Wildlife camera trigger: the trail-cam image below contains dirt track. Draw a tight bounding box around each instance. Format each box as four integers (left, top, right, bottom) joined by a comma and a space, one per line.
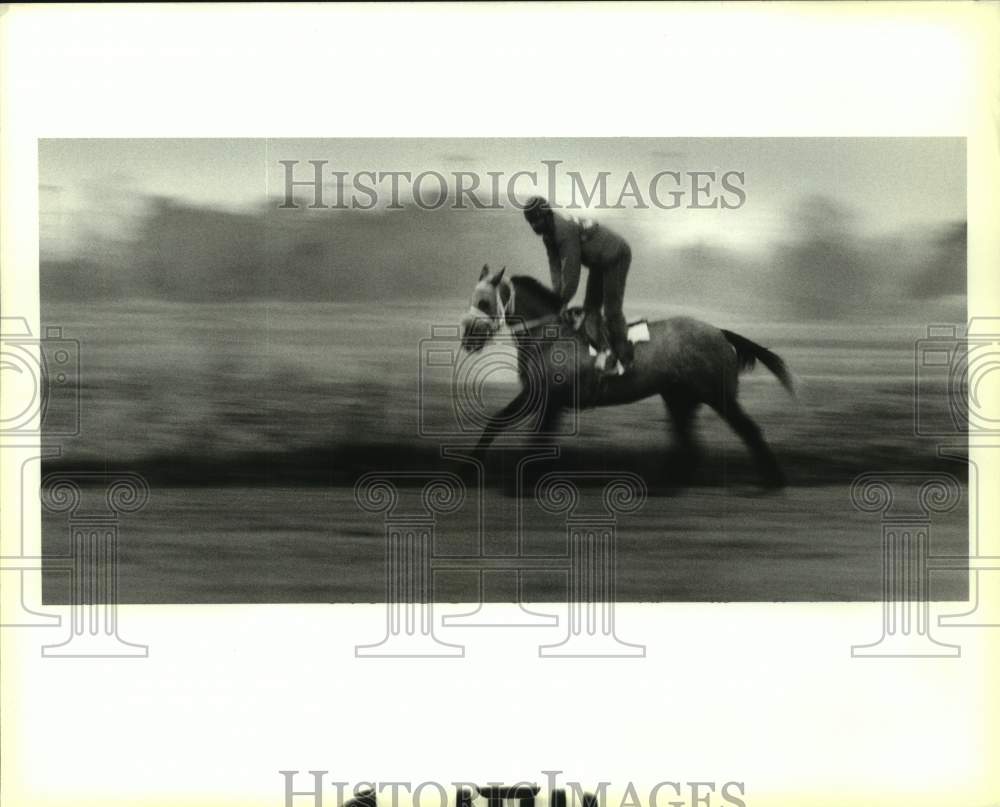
39, 301, 970, 604
42, 482, 967, 604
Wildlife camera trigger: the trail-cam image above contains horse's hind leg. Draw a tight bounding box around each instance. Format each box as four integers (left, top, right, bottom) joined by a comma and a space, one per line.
717, 398, 785, 489
662, 392, 701, 483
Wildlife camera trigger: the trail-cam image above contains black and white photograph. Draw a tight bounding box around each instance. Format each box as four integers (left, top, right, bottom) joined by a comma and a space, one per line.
38, 137, 968, 603
3, 5, 999, 807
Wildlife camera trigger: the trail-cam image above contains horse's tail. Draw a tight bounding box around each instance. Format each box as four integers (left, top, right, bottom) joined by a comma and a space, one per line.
721, 329, 798, 397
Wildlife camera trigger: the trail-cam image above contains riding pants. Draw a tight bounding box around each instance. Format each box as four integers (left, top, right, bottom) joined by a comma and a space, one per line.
582, 243, 633, 367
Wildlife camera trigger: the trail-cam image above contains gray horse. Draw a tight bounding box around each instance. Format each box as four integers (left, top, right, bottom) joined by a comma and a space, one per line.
460, 265, 797, 487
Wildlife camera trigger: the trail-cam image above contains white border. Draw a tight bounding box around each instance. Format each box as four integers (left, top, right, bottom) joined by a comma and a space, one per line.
2, 4, 999, 807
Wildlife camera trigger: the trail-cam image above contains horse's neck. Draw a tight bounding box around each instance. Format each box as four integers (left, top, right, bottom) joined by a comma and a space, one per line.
509, 291, 578, 350
509, 280, 558, 325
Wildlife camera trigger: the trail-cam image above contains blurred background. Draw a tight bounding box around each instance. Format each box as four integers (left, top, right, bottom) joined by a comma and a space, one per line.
38, 138, 968, 602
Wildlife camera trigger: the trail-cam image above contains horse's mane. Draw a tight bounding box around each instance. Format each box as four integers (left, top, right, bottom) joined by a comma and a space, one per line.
511, 275, 561, 311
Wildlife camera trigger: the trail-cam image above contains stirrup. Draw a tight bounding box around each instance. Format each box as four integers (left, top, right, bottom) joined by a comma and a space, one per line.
595, 350, 625, 377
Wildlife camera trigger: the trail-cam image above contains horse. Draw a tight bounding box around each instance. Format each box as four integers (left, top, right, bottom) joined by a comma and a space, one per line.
459, 264, 797, 488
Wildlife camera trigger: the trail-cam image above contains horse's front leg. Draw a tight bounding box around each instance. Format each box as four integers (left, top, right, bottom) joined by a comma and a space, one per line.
473, 389, 531, 457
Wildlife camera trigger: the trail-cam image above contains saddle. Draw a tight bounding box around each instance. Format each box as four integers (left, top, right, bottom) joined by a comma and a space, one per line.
564, 306, 651, 374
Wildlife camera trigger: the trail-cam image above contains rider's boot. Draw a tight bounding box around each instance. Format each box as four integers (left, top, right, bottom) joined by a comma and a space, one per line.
603, 359, 622, 377
601, 338, 634, 377
618, 341, 635, 374
604, 310, 633, 377
597, 350, 628, 377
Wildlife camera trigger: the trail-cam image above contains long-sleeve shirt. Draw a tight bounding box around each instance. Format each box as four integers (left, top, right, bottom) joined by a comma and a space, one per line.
542, 213, 630, 306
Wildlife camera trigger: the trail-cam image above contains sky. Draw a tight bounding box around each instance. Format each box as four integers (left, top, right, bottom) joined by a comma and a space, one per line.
39, 137, 965, 253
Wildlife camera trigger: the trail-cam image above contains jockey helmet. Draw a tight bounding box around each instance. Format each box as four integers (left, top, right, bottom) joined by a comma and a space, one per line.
523, 196, 553, 233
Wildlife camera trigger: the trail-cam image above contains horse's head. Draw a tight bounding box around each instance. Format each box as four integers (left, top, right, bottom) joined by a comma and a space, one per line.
460, 264, 507, 352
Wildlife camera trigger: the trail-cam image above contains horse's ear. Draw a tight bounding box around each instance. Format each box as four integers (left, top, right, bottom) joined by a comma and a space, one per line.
491, 267, 506, 286
479, 264, 490, 281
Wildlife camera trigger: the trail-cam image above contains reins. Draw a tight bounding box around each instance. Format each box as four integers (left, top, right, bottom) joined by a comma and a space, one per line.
497, 279, 561, 335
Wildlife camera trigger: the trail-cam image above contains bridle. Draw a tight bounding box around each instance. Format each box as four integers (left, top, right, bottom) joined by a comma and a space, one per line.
494, 278, 560, 335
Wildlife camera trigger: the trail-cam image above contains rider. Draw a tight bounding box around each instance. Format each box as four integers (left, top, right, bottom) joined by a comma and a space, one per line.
522, 196, 634, 375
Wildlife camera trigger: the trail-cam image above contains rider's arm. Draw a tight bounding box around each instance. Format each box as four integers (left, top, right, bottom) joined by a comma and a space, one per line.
558, 234, 582, 307
545, 237, 563, 298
